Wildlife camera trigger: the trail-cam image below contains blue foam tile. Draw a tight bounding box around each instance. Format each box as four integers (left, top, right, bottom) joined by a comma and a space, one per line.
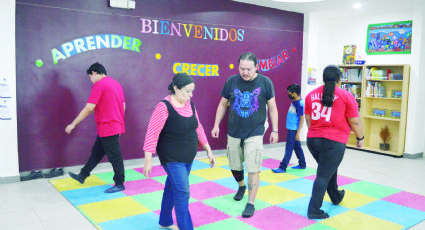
213, 177, 270, 191
276, 178, 314, 195
61, 185, 126, 206
356, 199, 425, 228
191, 160, 211, 171
278, 196, 349, 218
98, 212, 160, 230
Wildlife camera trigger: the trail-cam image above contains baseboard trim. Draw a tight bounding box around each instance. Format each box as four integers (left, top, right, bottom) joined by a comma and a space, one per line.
0, 175, 20, 184
403, 152, 423, 159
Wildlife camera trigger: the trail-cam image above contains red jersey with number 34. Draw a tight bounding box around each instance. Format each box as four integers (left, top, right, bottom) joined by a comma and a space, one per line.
305, 85, 359, 144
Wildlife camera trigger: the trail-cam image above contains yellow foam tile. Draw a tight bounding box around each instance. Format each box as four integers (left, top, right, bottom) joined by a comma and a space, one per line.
78, 197, 150, 223
324, 190, 377, 209
191, 167, 232, 180
259, 170, 299, 184
198, 156, 229, 167
49, 175, 108, 192
256, 184, 306, 205
321, 210, 404, 230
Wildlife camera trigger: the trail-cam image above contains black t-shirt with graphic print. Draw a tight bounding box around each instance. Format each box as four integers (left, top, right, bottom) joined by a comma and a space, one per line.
220, 73, 275, 139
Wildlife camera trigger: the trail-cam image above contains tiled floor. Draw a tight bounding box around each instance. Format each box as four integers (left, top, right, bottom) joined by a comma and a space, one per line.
1, 143, 425, 230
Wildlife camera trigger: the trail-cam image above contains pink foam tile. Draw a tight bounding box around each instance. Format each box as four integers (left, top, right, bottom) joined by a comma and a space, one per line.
262, 158, 282, 169
383, 191, 425, 212
237, 206, 315, 230
134, 165, 167, 177
304, 174, 359, 186
262, 158, 294, 169
154, 202, 231, 227
190, 181, 235, 201
122, 178, 164, 196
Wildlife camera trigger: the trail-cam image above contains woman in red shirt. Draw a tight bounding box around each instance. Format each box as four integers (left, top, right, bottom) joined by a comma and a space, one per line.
304, 65, 364, 219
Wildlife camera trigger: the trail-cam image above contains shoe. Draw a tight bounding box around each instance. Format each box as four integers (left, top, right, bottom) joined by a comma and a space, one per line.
271, 168, 286, 173
234, 185, 246, 201
69, 172, 85, 184
105, 185, 125, 193
333, 190, 345, 205
308, 210, 329, 219
20, 171, 43, 181
242, 203, 255, 218
159, 224, 179, 230
43, 168, 64, 178
291, 165, 306, 169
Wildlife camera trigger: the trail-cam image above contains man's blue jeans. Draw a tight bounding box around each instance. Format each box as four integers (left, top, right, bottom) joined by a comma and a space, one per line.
160, 162, 193, 230
279, 130, 306, 170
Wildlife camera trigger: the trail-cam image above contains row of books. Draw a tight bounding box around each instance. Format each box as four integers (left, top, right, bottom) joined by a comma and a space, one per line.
365, 68, 404, 80
340, 68, 362, 82
365, 81, 386, 97
340, 84, 361, 99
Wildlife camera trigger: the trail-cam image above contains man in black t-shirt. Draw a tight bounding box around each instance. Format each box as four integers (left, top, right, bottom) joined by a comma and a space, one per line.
212, 52, 279, 218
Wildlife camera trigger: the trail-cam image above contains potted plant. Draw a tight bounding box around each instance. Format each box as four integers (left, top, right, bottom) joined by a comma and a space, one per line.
379, 125, 391, 151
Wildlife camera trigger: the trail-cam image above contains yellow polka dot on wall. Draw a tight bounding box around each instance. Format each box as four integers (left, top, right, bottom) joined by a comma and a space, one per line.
156, 53, 161, 60
229, 64, 234, 69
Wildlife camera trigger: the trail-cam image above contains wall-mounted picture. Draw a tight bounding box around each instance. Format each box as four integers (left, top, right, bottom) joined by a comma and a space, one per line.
392, 90, 402, 98
366, 20, 412, 55
390, 110, 401, 118
342, 45, 356, 64
372, 108, 387, 117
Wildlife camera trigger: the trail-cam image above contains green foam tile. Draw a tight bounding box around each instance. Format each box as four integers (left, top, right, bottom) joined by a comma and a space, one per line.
195, 217, 260, 230
95, 169, 145, 184
341, 181, 401, 199
202, 194, 272, 217
286, 167, 317, 177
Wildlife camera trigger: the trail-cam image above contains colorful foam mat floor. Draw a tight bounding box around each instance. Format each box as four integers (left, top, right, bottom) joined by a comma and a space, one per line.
50, 156, 425, 230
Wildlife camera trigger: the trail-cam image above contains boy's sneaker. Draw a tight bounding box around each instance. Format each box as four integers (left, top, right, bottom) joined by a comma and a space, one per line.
271, 168, 286, 173
291, 165, 306, 169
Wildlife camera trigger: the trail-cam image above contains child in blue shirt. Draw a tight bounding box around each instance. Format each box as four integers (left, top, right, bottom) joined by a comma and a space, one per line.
272, 84, 306, 173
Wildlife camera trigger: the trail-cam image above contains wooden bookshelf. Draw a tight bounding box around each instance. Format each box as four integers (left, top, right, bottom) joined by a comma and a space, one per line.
346, 64, 410, 157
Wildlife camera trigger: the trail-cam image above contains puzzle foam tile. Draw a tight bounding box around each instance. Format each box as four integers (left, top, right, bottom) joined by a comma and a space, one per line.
257, 184, 306, 205
50, 175, 107, 192
50, 159, 425, 230
321, 210, 404, 230
78, 197, 151, 223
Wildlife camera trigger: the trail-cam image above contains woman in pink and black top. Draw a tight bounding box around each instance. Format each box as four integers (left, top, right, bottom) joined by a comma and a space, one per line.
143, 73, 215, 230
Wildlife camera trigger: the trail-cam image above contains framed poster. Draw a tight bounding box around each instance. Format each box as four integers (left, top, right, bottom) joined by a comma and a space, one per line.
366, 20, 412, 55
307, 68, 316, 85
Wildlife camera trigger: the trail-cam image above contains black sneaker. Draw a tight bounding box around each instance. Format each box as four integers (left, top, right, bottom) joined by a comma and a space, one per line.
20, 171, 43, 181
69, 172, 85, 184
43, 168, 64, 178
242, 203, 255, 218
234, 185, 246, 201
332, 189, 345, 205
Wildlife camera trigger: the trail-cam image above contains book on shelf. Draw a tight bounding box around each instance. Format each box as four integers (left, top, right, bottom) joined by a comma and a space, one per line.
366, 68, 403, 80
365, 81, 386, 97
341, 84, 361, 98
340, 68, 362, 82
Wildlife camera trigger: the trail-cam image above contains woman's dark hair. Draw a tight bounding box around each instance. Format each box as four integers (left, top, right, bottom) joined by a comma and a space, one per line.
168, 73, 194, 94
321, 65, 342, 107
86, 62, 107, 75
287, 83, 301, 95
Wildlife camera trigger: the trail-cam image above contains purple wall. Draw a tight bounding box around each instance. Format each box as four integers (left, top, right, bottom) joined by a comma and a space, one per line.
16, 0, 304, 171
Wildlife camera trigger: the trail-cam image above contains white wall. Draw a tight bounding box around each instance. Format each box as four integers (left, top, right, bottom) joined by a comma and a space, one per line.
0, 0, 19, 182
303, 3, 425, 156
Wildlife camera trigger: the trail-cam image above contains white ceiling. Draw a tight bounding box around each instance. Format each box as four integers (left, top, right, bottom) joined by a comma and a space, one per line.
233, 0, 422, 18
